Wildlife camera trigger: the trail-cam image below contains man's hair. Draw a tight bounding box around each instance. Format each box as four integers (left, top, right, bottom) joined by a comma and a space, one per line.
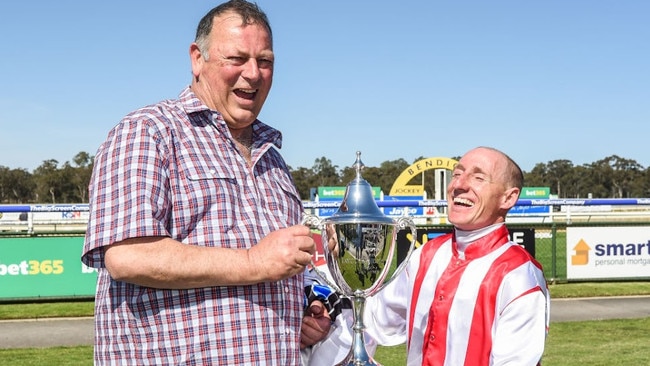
478, 146, 524, 191
195, 0, 272, 59
503, 151, 524, 191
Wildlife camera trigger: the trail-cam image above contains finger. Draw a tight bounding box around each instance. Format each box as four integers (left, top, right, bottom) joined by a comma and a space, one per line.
308, 302, 324, 317
291, 224, 312, 236
302, 317, 325, 336
298, 238, 316, 255
295, 252, 311, 269
309, 304, 323, 317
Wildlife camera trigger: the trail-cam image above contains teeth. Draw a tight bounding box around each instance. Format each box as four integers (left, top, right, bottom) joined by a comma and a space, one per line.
238, 89, 256, 93
454, 197, 474, 207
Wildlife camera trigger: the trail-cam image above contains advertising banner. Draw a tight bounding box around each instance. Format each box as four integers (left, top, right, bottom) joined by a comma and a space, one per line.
396, 227, 536, 265
382, 196, 424, 217
509, 187, 551, 215
316, 186, 382, 217
0, 236, 97, 300
566, 226, 650, 280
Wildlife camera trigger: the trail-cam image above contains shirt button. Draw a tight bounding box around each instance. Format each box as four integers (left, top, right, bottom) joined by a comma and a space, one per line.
284, 286, 289, 293
429, 334, 435, 341
285, 328, 291, 334
209, 169, 216, 176
438, 295, 444, 301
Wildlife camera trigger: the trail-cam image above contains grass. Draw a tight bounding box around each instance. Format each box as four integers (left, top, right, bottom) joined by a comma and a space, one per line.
1, 281, 649, 365
543, 318, 650, 365
2, 281, 649, 321
0, 301, 94, 320
0, 347, 93, 366
374, 318, 650, 366
547, 280, 650, 298
2, 320, 649, 366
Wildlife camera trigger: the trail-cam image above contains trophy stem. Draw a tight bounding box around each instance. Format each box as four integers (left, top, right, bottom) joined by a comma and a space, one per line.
337, 290, 381, 366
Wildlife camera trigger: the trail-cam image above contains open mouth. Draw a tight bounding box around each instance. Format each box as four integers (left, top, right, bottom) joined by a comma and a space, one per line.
453, 197, 474, 207
234, 88, 257, 100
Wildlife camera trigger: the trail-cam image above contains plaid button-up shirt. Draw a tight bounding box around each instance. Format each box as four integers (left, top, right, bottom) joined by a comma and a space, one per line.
82, 87, 304, 365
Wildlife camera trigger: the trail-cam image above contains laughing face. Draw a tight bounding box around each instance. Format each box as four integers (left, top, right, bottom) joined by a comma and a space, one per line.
447, 147, 521, 231
190, 11, 274, 131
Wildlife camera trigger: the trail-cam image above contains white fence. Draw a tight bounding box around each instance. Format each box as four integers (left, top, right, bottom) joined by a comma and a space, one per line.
2, 199, 650, 234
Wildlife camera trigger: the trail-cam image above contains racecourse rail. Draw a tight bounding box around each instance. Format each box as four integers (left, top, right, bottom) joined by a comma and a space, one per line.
1, 200, 649, 301
0, 198, 649, 213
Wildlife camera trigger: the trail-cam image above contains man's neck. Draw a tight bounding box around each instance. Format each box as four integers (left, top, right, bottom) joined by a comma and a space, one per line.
230, 126, 254, 165
455, 223, 504, 259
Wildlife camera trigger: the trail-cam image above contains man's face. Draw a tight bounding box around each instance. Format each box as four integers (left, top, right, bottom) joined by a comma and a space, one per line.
446, 148, 512, 231
191, 12, 274, 130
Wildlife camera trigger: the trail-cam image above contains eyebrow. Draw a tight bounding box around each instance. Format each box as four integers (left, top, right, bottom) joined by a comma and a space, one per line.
453, 164, 488, 175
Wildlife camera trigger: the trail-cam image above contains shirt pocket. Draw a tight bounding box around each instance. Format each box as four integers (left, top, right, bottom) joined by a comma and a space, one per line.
260, 167, 303, 226
178, 159, 239, 237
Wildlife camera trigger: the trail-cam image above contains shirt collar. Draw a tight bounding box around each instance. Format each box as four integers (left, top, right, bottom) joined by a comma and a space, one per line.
178, 86, 283, 148
454, 223, 508, 260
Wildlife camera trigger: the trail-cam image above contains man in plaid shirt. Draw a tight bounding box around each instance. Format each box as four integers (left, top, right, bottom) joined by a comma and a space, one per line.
82, 1, 331, 364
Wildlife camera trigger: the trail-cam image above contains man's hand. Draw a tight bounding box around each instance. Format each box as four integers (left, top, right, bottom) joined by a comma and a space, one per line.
248, 225, 315, 282
300, 300, 332, 349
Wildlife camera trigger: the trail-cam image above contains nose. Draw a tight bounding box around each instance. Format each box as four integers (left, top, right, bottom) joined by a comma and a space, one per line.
241, 59, 261, 81
449, 173, 470, 195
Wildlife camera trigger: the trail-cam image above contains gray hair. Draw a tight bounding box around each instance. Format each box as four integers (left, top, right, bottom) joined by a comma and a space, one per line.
195, 0, 272, 60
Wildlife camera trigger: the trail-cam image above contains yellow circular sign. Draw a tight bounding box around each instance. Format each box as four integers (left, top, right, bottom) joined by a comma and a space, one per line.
389, 157, 458, 196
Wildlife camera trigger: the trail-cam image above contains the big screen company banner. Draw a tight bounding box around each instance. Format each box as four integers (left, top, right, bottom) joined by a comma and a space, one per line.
567, 226, 650, 280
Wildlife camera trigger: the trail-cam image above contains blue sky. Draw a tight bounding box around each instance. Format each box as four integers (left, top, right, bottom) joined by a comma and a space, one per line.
1, 1, 648, 173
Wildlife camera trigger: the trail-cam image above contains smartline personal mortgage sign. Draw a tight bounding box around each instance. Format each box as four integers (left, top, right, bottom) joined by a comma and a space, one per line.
566, 226, 650, 280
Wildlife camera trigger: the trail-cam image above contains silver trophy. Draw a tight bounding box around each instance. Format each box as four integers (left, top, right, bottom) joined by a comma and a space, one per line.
303, 152, 416, 366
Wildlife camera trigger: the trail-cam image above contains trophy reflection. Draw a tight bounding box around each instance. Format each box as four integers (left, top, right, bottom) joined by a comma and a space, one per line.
303, 151, 416, 366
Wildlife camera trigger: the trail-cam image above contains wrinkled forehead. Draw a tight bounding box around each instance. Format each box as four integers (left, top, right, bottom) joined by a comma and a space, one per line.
213, 11, 271, 38
458, 149, 504, 172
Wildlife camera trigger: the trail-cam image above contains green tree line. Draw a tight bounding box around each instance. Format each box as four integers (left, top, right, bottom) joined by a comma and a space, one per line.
1, 153, 649, 204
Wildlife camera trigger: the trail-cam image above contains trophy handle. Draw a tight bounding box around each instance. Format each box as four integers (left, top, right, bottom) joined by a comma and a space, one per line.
379, 216, 417, 289
301, 214, 343, 293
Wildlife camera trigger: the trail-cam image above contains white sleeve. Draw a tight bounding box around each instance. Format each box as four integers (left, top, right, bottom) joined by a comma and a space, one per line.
491, 290, 549, 365
362, 265, 411, 346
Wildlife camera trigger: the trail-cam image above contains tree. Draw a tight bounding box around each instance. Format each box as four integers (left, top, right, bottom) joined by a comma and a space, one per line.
312, 157, 340, 187
0, 166, 35, 203
33, 159, 63, 203
290, 166, 316, 200
563, 165, 591, 198
591, 155, 645, 198
3, 152, 650, 204
523, 163, 549, 188
70, 152, 94, 202
545, 160, 574, 198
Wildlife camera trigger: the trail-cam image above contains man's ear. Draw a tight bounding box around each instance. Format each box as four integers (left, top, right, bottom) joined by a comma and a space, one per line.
501, 187, 520, 210
189, 43, 204, 81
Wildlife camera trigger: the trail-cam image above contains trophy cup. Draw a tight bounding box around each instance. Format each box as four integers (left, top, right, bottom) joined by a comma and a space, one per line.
303, 151, 416, 366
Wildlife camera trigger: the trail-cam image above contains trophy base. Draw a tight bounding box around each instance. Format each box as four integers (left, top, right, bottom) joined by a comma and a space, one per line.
336, 340, 382, 366
336, 348, 383, 366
